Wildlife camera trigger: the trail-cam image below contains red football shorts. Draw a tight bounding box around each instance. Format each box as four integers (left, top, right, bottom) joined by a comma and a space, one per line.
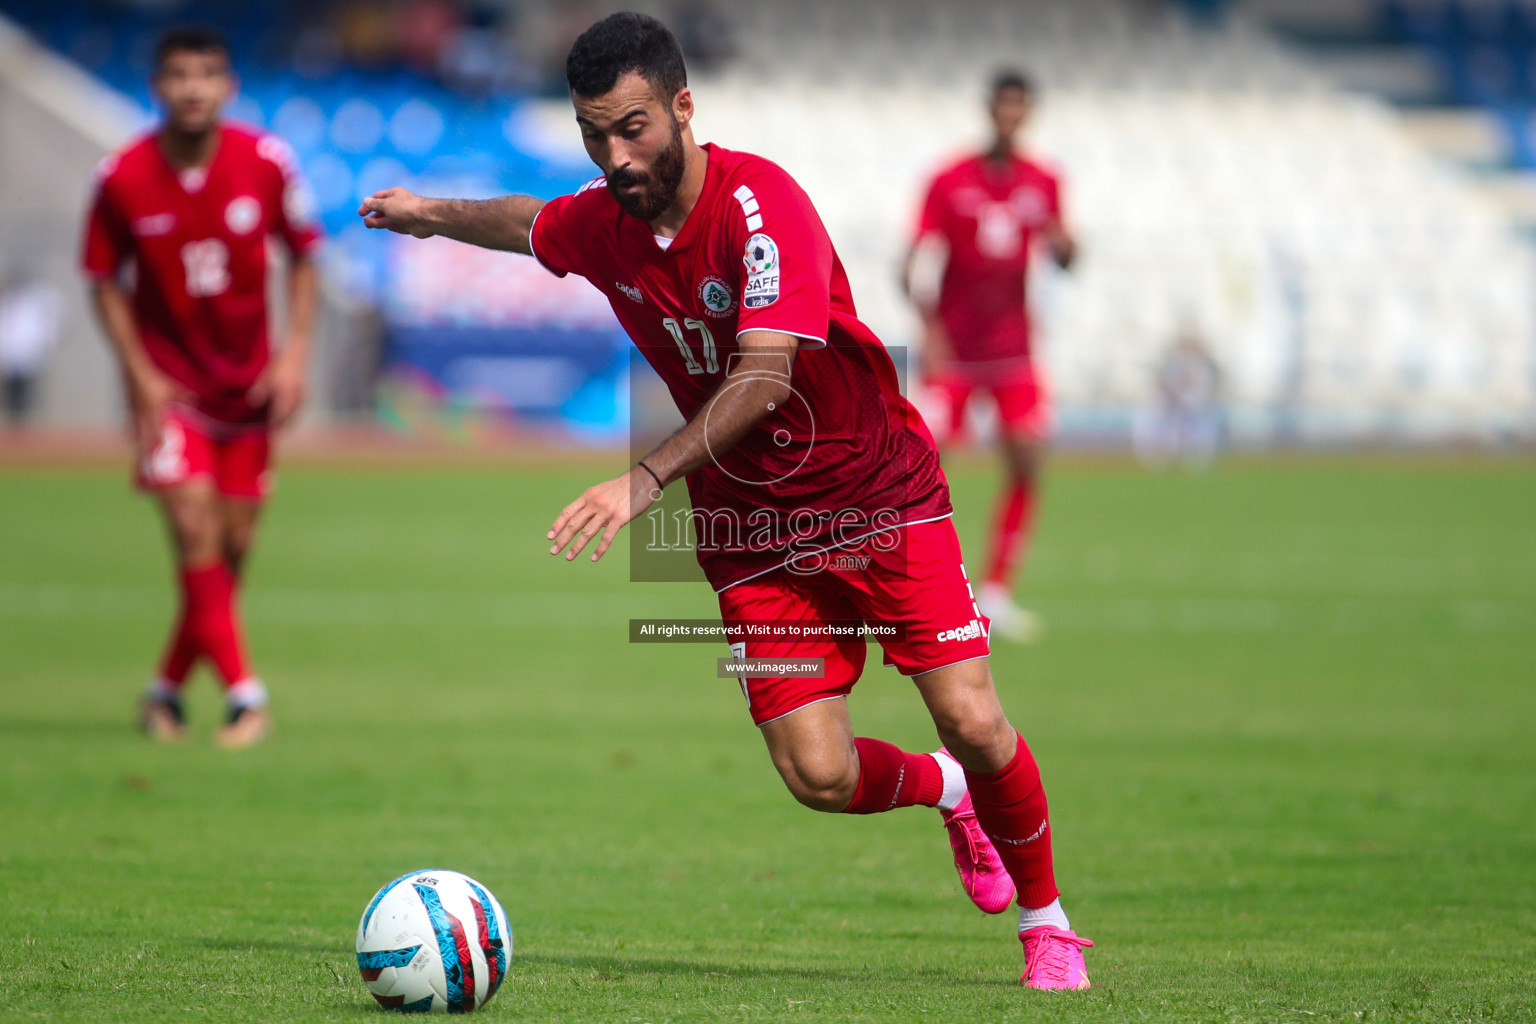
922, 363, 1051, 444
135, 405, 272, 500
716, 518, 992, 727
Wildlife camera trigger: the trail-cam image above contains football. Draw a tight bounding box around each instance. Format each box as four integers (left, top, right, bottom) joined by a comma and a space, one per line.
355, 869, 512, 1013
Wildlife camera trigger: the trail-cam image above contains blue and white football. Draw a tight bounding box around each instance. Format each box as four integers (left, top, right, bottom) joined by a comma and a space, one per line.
355, 870, 512, 1013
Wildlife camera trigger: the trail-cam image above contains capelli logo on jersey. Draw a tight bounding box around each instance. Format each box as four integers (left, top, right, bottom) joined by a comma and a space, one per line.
936, 618, 984, 643
1011, 187, 1048, 223
131, 213, 176, 237
615, 282, 644, 304
951, 187, 987, 216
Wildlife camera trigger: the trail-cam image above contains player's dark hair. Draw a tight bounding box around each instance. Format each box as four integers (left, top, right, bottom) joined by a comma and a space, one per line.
154, 26, 230, 71
991, 69, 1035, 98
566, 12, 687, 101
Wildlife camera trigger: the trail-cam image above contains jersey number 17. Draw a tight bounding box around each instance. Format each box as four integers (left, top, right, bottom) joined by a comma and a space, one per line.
662, 316, 718, 375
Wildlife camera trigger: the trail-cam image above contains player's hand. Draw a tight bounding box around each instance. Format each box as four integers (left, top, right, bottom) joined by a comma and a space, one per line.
125, 364, 190, 457
248, 347, 308, 428
358, 188, 436, 238
1041, 222, 1077, 270
547, 470, 659, 563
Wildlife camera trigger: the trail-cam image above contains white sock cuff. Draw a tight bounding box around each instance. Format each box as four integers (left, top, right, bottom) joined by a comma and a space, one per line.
980, 581, 1011, 606
226, 677, 268, 710
1018, 897, 1071, 933
930, 749, 968, 812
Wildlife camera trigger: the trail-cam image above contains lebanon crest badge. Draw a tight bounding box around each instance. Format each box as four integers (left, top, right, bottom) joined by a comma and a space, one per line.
225, 196, 262, 235
698, 274, 734, 318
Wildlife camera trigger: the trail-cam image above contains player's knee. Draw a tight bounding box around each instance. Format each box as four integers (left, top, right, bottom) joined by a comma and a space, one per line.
223, 531, 254, 570
1005, 443, 1039, 483
781, 761, 858, 813
169, 513, 221, 563
934, 708, 1014, 772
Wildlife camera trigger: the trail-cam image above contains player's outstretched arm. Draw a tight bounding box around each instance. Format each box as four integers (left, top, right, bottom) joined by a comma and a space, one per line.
546, 331, 799, 564
358, 188, 545, 255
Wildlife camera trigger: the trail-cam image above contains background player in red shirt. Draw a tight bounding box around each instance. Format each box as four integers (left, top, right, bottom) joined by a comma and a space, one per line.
902, 71, 1076, 642
360, 14, 1092, 988
82, 27, 321, 747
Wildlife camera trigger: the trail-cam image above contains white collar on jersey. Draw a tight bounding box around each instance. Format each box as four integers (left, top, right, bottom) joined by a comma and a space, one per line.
179, 167, 209, 193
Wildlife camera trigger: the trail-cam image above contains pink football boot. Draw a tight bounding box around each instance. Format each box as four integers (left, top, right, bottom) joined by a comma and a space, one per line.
1019, 925, 1093, 989
939, 790, 1016, 914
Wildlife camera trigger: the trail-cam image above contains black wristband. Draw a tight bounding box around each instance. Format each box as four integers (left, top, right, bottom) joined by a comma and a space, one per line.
636, 460, 664, 491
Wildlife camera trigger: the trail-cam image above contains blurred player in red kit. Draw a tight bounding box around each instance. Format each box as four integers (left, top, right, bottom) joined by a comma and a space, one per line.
360, 15, 1091, 987
81, 27, 321, 747
903, 71, 1076, 642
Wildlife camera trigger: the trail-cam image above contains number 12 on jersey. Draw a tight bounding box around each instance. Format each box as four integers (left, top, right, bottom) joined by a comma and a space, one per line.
663, 317, 719, 375
181, 239, 230, 298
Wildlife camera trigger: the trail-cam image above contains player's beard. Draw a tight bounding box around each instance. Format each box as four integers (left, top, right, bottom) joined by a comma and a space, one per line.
167, 118, 218, 142
165, 100, 221, 141
607, 116, 686, 222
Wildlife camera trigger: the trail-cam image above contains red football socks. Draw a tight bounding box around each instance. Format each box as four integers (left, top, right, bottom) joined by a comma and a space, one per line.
842, 737, 944, 814
964, 731, 1059, 908
160, 561, 253, 689
156, 611, 200, 688
985, 480, 1035, 587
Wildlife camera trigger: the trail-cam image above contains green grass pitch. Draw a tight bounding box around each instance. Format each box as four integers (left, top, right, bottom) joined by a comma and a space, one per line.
1, 455, 1533, 1022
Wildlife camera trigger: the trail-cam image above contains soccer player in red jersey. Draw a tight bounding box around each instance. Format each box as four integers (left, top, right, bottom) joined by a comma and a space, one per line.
902, 71, 1077, 642
82, 27, 322, 747
361, 14, 1091, 988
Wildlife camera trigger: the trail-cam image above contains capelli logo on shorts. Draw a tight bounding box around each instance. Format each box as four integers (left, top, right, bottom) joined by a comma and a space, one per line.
936, 619, 984, 643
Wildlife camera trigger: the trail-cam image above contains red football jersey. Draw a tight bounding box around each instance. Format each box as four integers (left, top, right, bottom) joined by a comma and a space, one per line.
914, 152, 1063, 371
532, 143, 952, 591
82, 122, 322, 424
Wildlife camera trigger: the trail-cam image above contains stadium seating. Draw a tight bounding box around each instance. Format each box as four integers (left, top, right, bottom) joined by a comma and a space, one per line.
3, 0, 1531, 441
0, 0, 595, 295
688, 0, 1536, 441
